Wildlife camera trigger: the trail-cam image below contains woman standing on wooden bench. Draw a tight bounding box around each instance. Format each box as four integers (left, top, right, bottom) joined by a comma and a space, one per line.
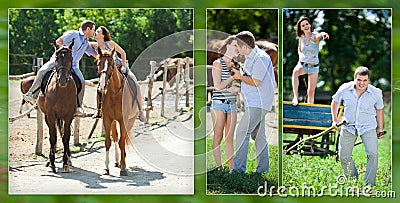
291, 16, 329, 106
210, 35, 240, 171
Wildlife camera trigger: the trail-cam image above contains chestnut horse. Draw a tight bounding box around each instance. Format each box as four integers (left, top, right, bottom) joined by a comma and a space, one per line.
97, 47, 138, 176
37, 41, 76, 173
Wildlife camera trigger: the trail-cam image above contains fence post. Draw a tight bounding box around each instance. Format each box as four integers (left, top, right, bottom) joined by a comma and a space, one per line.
161, 60, 168, 117
185, 57, 190, 107
35, 58, 43, 155
74, 117, 80, 145
175, 60, 181, 111
146, 61, 157, 124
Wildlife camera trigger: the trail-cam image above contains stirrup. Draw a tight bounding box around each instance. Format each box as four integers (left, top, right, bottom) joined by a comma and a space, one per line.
92, 110, 102, 119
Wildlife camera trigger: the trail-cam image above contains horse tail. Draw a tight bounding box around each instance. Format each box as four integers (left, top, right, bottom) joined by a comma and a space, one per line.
125, 130, 133, 147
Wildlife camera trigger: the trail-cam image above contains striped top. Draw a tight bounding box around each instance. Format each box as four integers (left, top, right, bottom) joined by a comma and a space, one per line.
212, 57, 237, 102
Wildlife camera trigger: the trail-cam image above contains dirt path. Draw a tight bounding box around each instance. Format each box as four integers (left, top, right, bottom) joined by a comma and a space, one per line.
8, 80, 194, 194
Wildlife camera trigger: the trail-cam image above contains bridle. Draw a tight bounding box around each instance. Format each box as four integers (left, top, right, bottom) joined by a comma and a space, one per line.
97, 54, 125, 94
55, 47, 73, 86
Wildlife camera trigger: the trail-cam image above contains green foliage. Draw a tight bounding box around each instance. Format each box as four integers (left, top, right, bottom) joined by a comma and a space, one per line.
9, 9, 193, 79
207, 169, 273, 194
283, 9, 391, 101
207, 9, 278, 42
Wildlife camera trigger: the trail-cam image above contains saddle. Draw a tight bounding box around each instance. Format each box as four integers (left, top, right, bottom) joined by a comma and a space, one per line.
40, 68, 82, 96
117, 66, 138, 108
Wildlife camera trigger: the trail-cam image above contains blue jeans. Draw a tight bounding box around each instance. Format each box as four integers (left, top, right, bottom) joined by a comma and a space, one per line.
210, 99, 237, 114
28, 58, 56, 96
28, 58, 85, 107
338, 129, 378, 185
233, 107, 269, 173
299, 61, 319, 74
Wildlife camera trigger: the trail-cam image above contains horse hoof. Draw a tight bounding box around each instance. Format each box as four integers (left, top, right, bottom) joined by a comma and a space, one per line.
120, 170, 128, 176
51, 166, 56, 173
114, 163, 119, 167
103, 169, 110, 175
62, 165, 71, 173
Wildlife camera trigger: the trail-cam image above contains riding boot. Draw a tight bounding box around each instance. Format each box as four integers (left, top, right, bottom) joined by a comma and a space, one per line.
92, 91, 102, 119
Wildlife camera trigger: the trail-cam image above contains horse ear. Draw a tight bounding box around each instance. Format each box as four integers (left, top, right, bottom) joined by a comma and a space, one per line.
53, 40, 57, 51
111, 47, 115, 56
69, 39, 74, 50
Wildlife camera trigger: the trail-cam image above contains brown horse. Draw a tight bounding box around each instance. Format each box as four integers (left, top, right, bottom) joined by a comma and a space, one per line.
37, 41, 76, 173
97, 47, 138, 176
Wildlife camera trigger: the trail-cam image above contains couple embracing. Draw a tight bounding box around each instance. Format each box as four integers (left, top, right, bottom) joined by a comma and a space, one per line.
210, 31, 275, 173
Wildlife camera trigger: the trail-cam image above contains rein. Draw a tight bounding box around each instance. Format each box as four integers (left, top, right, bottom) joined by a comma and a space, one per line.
98, 57, 125, 95
55, 50, 72, 84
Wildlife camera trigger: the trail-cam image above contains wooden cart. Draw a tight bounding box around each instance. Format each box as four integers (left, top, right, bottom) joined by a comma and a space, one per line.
283, 101, 344, 156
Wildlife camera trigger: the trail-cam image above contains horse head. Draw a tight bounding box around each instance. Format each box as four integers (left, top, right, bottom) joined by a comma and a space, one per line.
54, 39, 74, 87
97, 47, 116, 93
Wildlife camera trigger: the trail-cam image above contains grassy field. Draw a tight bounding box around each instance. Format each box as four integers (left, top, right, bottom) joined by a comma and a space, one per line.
283, 104, 392, 195
206, 134, 279, 194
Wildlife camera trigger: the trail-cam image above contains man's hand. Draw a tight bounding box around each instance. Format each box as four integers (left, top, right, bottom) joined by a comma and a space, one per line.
377, 130, 386, 139
331, 121, 339, 129
232, 68, 241, 80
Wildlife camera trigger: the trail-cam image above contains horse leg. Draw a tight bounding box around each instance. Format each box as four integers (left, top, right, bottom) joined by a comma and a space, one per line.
111, 121, 120, 167
62, 118, 73, 172
103, 118, 112, 175
46, 116, 57, 173
19, 99, 25, 114
118, 122, 128, 176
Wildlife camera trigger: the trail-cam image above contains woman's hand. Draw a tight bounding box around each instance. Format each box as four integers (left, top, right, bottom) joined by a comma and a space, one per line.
120, 66, 126, 74
321, 32, 329, 40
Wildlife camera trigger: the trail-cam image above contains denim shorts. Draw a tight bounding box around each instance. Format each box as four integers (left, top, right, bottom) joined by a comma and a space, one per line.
210, 99, 237, 114
300, 61, 319, 74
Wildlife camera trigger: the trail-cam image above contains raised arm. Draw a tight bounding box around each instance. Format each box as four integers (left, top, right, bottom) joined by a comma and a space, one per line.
316, 31, 329, 41
110, 41, 127, 68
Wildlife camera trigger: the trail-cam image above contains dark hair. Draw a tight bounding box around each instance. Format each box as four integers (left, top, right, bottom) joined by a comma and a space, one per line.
236, 31, 255, 49
354, 66, 370, 79
296, 17, 312, 37
81, 20, 95, 31
99, 26, 112, 41
217, 35, 236, 58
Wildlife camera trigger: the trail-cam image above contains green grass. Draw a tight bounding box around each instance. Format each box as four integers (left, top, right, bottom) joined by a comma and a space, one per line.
206, 134, 279, 194
283, 104, 392, 194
